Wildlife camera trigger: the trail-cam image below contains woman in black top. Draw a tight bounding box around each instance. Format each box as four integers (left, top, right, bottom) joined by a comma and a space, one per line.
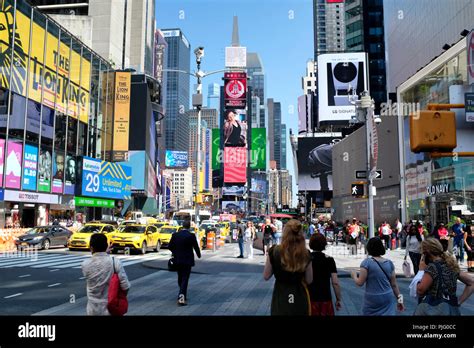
263, 219, 312, 315
308, 233, 342, 316
464, 225, 474, 272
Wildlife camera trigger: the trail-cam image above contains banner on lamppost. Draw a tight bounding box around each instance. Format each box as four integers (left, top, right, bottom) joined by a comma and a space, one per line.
250, 128, 266, 169
212, 128, 220, 170
224, 72, 247, 108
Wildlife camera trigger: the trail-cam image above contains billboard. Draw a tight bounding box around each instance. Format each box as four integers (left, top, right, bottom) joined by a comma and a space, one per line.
250, 128, 266, 169
222, 186, 246, 196
5, 141, 22, 189
3, 6, 91, 123
81, 156, 131, 199
38, 149, 52, 192
224, 147, 247, 183
223, 109, 248, 147
22, 145, 38, 191
0, 139, 4, 187
112, 72, 131, 161
165, 150, 188, 168
222, 200, 246, 212
251, 178, 267, 194
224, 72, 247, 108
297, 135, 342, 191
64, 155, 76, 195
317, 53, 368, 122
225, 47, 247, 68
211, 128, 220, 170
52, 153, 65, 194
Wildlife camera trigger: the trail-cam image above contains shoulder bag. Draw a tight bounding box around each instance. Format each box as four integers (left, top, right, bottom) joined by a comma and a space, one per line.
168, 256, 177, 272
414, 262, 460, 316
107, 257, 128, 316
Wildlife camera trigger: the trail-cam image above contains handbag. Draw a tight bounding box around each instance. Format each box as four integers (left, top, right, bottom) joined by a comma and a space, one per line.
107, 257, 128, 316
402, 259, 412, 278
414, 262, 460, 316
168, 256, 177, 272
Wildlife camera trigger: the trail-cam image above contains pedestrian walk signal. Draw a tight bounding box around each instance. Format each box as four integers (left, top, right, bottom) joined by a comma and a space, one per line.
351, 183, 364, 197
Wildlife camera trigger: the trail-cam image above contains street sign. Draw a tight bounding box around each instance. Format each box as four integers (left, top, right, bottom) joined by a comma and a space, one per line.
356, 170, 382, 180
351, 183, 364, 197
373, 170, 382, 180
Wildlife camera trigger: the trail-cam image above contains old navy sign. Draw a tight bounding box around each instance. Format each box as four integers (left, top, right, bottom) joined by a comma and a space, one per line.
427, 184, 450, 196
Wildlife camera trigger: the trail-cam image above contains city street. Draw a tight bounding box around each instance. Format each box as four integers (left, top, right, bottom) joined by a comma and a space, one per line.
2, 242, 473, 316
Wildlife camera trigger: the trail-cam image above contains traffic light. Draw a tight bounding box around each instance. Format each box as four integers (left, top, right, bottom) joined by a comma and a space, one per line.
351, 183, 365, 198
410, 110, 456, 153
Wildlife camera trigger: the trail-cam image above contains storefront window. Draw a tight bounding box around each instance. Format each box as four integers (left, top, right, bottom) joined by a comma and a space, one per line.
25, 98, 40, 144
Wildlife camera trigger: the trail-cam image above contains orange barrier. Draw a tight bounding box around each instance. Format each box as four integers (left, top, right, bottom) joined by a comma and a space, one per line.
206, 232, 215, 251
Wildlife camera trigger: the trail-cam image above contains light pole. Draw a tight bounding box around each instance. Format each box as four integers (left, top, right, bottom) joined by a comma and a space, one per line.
163, 48, 227, 226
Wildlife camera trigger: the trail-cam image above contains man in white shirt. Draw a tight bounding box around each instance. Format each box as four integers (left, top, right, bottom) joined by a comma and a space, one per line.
395, 219, 403, 249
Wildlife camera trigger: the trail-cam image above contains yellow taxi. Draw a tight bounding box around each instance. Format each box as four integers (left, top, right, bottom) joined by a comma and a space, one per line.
68, 223, 116, 251
109, 224, 161, 254
157, 225, 181, 247
191, 226, 206, 247
217, 221, 230, 237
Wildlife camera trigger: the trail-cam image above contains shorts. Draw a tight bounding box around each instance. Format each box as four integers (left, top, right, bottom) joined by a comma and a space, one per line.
311, 301, 334, 316
263, 238, 272, 246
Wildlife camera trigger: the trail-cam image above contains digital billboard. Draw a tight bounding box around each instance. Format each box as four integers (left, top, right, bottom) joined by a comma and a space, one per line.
211, 128, 220, 170
250, 128, 266, 169
224, 147, 247, 183
64, 155, 76, 195
112, 72, 131, 161
224, 72, 247, 108
22, 144, 38, 191
221, 200, 246, 212
5, 141, 22, 189
38, 149, 52, 192
223, 109, 248, 147
0, 139, 4, 187
297, 135, 342, 191
81, 156, 131, 200
317, 53, 368, 122
251, 178, 267, 194
222, 186, 246, 196
165, 150, 188, 168
52, 153, 65, 194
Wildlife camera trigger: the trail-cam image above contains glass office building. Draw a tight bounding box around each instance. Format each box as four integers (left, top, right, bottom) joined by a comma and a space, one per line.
0, 0, 115, 227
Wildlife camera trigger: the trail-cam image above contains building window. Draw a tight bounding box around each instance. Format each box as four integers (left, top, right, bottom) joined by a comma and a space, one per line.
307, 81, 312, 87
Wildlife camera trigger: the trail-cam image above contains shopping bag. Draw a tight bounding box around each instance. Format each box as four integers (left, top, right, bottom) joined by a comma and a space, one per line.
402, 260, 411, 278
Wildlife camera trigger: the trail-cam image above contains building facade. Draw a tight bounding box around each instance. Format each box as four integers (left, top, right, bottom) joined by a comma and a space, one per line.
313, 0, 345, 58
164, 168, 193, 210
247, 52, 266, 128
0, 0, 133, 227
267, 98, 282, 170
207, 83, 220, 110
162, 29, 190, 152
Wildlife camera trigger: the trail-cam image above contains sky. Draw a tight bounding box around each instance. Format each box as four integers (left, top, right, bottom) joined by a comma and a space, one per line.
156, 0, 314, 206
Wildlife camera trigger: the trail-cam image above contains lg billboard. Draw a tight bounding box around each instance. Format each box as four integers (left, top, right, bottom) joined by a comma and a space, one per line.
317, 53, 368, 123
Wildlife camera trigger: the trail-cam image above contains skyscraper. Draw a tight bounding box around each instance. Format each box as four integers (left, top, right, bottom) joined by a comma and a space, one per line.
247, 53, 266, 128
267, 98, 282, 170
281, 124, 287, 170
313, 0, 346, 58
162, 29, 191, 152
207, 83, 220, 110
128, 0, 155, 75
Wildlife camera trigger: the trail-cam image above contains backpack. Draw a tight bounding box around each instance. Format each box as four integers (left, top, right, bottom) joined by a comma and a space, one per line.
107, 257, 128, 316
264, 225, 273, 239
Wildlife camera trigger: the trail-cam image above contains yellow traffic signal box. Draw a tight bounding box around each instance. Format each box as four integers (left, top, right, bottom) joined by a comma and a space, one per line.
410, 110, 456, 153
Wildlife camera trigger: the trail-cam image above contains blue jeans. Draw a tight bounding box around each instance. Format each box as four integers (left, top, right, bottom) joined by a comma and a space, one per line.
274, 232, 282, 245
238, 238, 244, 256
454, 238, 464, 262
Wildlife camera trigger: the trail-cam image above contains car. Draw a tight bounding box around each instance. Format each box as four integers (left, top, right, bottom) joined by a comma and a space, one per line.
109, 224, 161, 255
15, 226, 72, 250
157, 225, 181, 247
152, 221, 168, 230
68, 223, 117, 251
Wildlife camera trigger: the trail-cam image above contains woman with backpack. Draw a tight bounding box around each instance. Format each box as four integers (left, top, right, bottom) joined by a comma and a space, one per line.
405, 225, 424, 275
415, 238, 474, 315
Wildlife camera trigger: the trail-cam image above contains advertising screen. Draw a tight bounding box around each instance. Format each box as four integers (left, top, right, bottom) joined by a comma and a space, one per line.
222, 186, 246, 196
317, 53, 367, 122
224, 147, 247, 183
112, 72, 131, 161
221, 200, 246, 212
0, 139, 4, 187
212, 128, 220, 170
224, 72, 247, 108
297, 135, 342, 191
81, 156, 131, 199
64, 155, 76, 195
165, 150, 188, 168
22, 144, 38, 191
5, 141, 22, 189
38, 149, 52, 192
52, 153, 65, 194
251, 178, 267, 194
250, 128, 266, 169
223, 109, 248, 147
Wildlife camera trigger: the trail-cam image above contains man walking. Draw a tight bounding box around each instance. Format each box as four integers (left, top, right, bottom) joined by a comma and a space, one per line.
452, 217, 465, 264
273, 218, 283, 245
169, 220, 201, 306
236, 219, 245, 258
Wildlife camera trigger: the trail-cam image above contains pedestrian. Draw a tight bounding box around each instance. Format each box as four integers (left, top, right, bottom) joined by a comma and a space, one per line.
437, 223, 449, 252
262, 218, 275, 256
308, 233, 342, 316
415, 238, 474, 315
378, 221, 392, 250
81, 233, 130, 315
168, 220, 202, 306
244, 221, 256, 259
236, 219, 245, 258
263, 219, 313, 315
464, 224, 474, 272
309, 220, 316, 236
351, 237, 405, 315
395, 218, 403, 249
405, 224, 424, 275
451, 218, 465, 264
273, 218, 283, 245
348, 218, 359, 255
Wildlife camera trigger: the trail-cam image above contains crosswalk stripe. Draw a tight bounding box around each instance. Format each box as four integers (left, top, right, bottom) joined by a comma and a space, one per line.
0, 253, 76, 264
1, 255, 88, 268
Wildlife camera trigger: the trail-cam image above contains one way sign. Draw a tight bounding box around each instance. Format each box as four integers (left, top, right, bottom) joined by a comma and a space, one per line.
351, 183, 365, 197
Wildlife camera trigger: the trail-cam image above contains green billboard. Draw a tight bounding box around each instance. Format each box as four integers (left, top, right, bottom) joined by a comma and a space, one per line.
212, 128, 220, 170
75, 196, 115, 208
251, 128, 266, 169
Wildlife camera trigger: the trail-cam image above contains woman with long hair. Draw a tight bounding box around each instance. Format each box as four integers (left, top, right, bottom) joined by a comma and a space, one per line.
405, 225, 423, 274
263, 219, 312, 315
415, 238, 474, 315
244, 221, 256, 259
464, 225, 474, 272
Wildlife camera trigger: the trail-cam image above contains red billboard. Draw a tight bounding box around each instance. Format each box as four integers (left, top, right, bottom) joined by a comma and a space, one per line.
224, 72, 247, 108
327, 0, 344, 3
224, 147, 247, 183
